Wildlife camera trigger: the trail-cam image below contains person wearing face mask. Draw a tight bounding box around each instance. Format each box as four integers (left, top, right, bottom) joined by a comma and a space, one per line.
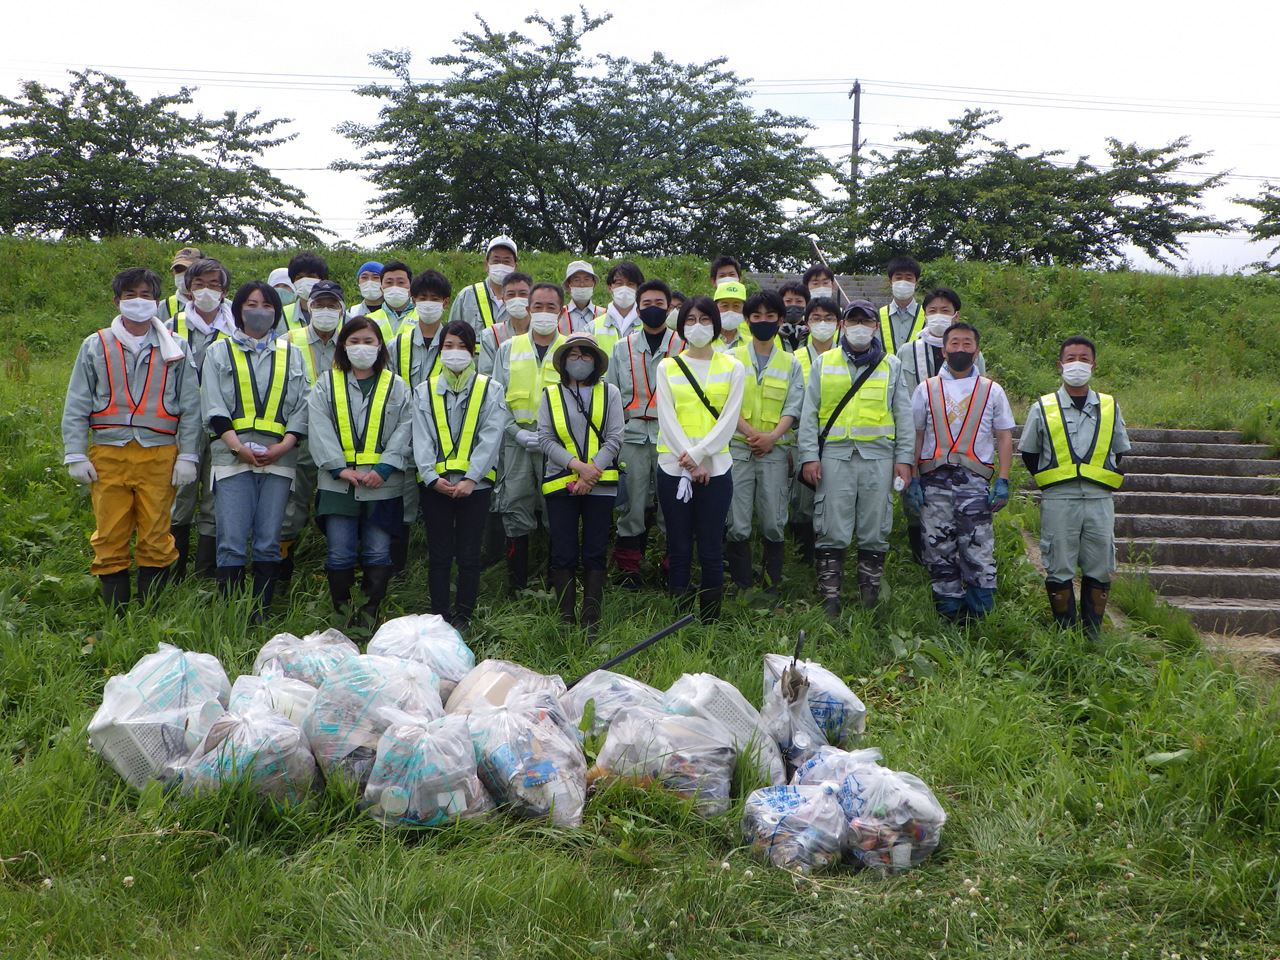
62, 267, 202, 610
798, 300, 914, 617
282, 251, 330, 332
593, 261, 645, 355
878, 255, 926, 354
666, 291, 687, 332
307, 317, 414, 629
365, 260, 415, 341
709, 254, 742, 286
491, 282, 567, 593
160, 247, 204, 321
711, 280, 749, 353
537, 333, 624, 638
1019, 336, 1129, 640
278, 280, 348, 583
909, 322, 1015, 623
789, 297, 842, 565
897, 288, 987, 565
167, 257, 237, 578
201, 281, 310, 622
725, 290, 805, 599
411, 322, 508, 633
778, 281, 811, 351
347, 261, 385, 319
562, 260, 605, 334
655, 297, 746, 622
269, 268, 296, 312
604, 279, 684, 589
803, 264, 841, 312
449, 235, 517, 338
478, 272, 534, 375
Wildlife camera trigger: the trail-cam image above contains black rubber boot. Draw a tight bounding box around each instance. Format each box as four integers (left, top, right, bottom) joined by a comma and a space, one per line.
1080, 576, 1110, 641
136, 565, 172, 604
856, 549, 886, 607
698, 586, 723, 623
506, 535, 530, 594
326, 567, 356, 615
99, 570, 131, 611
724, 539, 753, 591
793, 521, 816, 564
195, 535, 218, 579
215, 565, 245, 598
907, 524, 925, 566
250, 562, 279, 625
814, 548, 844, 620
550, 568, 576, 625
277, 540, 296, 586
170, 524, 192, 579
357, 564, 393, 628
1045, 579, 1077, 629
389, 525, 410, 578
762, 539, 785, 597
582, 569, 606, 641
481, 513, 505, 570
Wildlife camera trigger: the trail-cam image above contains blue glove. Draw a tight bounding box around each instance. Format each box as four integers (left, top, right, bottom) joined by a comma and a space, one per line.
905, 477, 925, 513
988, 477, 1010, 512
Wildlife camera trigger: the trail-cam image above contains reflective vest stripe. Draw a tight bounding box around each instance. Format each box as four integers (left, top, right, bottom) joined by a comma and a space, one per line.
911, 338, 934, 386
397, 325, 442, 387
733, 340, 796, 441
88, 330, 180, 434
919, 375, 995, 479
590, 317, 622, 356
816, 352, 895, 441
472, 282, 496, 330
623, 334, 678, 417
879, 304, 926, 354
331, 368, 392, 467
282, 302, 305, 331
164, 294, 180, 319
541, 382, 620, 494
656, 353, 736, 454
286, 327, 317, 385
429, 373, 496, 480
1032, 392, 1123, 490
229, 342, 290, 438
505, 333, 562, 424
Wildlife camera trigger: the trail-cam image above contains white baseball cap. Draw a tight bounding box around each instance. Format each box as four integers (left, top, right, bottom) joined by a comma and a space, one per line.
485, 235, 518, 257
564, 260, 596, 282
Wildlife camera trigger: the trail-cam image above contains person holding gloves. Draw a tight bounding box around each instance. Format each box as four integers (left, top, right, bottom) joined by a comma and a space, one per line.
62, 267, 202, 609
201, 281, 310, 621
655, 296, 746, 621
308, 316, 413, 627
411, 322, 508, 633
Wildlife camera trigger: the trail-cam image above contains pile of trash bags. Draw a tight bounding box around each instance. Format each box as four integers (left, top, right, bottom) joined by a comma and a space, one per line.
87, 624, 945, 874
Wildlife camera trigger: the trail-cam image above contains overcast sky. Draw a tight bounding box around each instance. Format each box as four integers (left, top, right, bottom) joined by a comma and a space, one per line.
4, 0, 1278, 273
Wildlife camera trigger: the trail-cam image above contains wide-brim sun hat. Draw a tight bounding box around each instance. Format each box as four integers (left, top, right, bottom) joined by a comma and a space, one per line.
552, 331, 609, 380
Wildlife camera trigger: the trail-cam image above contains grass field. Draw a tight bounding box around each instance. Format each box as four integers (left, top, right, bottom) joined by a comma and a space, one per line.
1, 241, 1278, 958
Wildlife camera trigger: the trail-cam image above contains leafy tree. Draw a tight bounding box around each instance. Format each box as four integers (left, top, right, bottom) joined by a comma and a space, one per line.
336, 10, 829, 268
1237, 184, 1280, 271
813, 109, 1231, 271
0, 70, 325, 244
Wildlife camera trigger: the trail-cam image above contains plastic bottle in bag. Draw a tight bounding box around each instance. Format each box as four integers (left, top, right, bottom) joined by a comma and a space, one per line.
742, 783, 848, 873
229, 673, 317, 725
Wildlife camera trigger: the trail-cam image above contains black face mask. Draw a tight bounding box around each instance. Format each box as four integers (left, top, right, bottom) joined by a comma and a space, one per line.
784, 305, 804, 321
749, 321, 780, 342
638, 305, 668, 330
946, 351, 976, 372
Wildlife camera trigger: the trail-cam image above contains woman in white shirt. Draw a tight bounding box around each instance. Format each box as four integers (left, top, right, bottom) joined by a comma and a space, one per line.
654, 296, 746, 621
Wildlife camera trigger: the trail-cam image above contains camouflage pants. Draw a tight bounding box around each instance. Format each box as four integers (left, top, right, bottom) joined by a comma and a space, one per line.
921, 466, 996, 599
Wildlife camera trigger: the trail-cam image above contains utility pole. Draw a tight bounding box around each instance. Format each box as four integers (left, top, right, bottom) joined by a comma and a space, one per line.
848, 80, 862, 245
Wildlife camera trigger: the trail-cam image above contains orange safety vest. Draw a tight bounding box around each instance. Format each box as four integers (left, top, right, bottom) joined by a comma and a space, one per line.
919, 374, 995, 479
622, 333, 681, 420
88, 330, 181, 435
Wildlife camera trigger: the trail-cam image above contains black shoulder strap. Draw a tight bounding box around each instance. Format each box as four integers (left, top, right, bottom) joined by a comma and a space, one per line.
818, 357, 880, 453
673, 355, 720, 419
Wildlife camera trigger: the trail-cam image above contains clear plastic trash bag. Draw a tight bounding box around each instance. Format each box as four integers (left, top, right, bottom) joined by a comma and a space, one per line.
662, 673, 786, 786
367, 615, 476, 700
560, 670, 663, 739
253, 628, 359, 688
742, 783, 848, 874
446, 659, 567, 715
228, 673, 317, 725
763, 654, 866, 747
180, 704, 318, 804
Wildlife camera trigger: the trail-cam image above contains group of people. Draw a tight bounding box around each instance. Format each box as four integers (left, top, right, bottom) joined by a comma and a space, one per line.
61, 238, 1129, 640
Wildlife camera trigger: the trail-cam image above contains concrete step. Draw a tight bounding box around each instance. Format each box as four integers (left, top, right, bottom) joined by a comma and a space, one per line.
1163, 596, 1280, 638
1114, 513, 1280, 540
1117, 538, 1280, 567
1125, 441, 1274, 459
1119, 473, 1280, 495
1112, 492, 1280, 518
1120, 456, 1280, 477
1140, 565, 1280, 600
1126, 428, 1245, 444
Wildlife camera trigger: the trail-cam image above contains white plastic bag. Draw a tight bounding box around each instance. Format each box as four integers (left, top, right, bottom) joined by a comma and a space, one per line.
662, 673, 786, 786
229, 673, 317, 724
180, 705, 318, 804
560, 670, 662, 739
742, 783, 848, 873
790, 745, 885, 787
590, 706, 736, 815
763, 654, 866, 746
468, 690, 586, 827
760, 663, 827, 769
253, 629, 359, 687
446, 659, 567, 715
367, 615, 475, 699
837, 762, 947, 873
302, 655, 443, 787
362, 710, 493, 827
87, 643, 230, 789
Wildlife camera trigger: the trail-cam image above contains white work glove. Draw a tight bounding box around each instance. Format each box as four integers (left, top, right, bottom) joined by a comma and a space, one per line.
516, 429, 540, 453
676, 471, 693, 504
172, 459, 199, 487
67, 460, 98, 485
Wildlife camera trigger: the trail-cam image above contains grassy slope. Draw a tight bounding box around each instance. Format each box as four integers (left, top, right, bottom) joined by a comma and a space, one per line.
1, 239, 1278, 958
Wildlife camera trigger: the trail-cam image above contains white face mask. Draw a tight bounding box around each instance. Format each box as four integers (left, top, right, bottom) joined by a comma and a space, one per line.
383, 286, 410, 309
611, 286, 637, 310
506, 297, 529, 320
719, 310, 743, 332
925, 313, 954, 339
569, 285, 594, 307
415, 301, 444, 324
683, 324, 715, 348
808, 285, 833, 301
666, 309, 679, 330
345, 343, 380, 370
488, 263, 514, 285
119, 297, 158, 323
844, 324, 874, 350
441, 348, 473, 373
192, 288, 223, 313
808, 320, 837, 343
891, 280, 917, 301
359, 280, 383, 301
294, 277, 318, 301
1061, 360, 1093, 387
530, 312, 559, 336
310, 307, 342, 333
175, 274, 190, 297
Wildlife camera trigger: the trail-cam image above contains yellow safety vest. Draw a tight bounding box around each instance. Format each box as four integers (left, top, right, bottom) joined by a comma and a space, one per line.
285, 327, 322, 385
541, 382, 620, 494
472, 281, 497, 330
330, 368, 393, 467
733, 339, 796, 441
228, 341, 291, 438
163, 294, 181, 319
1032, 392, 1124, 490
816, 352, 895, 442
879, 304, 926, 354
282, 302, 305, 331
172, 311, 227, 348
429, 373, 496, 480
396, 324, 442, 387
656, 352, 737, 455
368, 306, 414, 342
504, 332, 563, 424
589, 315, 623, 356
